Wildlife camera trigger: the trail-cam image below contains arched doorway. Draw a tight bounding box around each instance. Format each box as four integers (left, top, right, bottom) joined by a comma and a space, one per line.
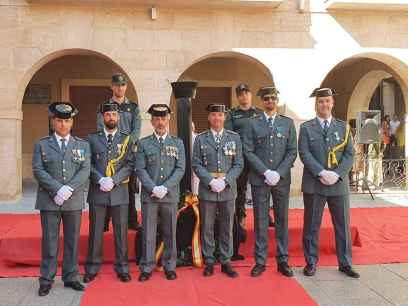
321, 52, 408, 190
169, 51, 274, 134
20, 49, 137, 181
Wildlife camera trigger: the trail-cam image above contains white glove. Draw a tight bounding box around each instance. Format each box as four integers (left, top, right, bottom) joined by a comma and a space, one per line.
209, 178, 226, 193
57, 185, 73, 201
319, 170, 339, 185
152, 185, 168, 199
99, 177, 114, 192
53, 194, 64, 206
264, 170, 280, 186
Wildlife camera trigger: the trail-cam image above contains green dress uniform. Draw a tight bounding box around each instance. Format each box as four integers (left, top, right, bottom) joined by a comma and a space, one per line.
192, 129, 243, 265
135, 134, 186, 274
224, 106, 263, 222
32, 104, 91, 288
243, 113, 297, 266
85, 129, 134, 276
299, 116, 354, 268
97, 74, 141, 230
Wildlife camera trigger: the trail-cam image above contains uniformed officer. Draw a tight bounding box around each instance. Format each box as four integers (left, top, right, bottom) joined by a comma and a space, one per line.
192, 104, 243, 278
299, 87, 359, 278
97, 73, 141, 230
225, 83, 263, 261
32, 102, 90, 296
84, 102, 134, 283
243, 86, 297, 277
136, 104, 186, 282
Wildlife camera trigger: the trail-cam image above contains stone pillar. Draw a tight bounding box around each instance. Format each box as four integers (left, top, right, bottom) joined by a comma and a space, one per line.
0, 112, 23, 202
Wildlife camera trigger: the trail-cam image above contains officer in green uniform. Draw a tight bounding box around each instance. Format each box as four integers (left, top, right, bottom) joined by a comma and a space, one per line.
84, 102, 134, 283
225, 83, 263, 260
136, 104, 186, 282
192, 104, 243, 278
243, 86, 297, 277
97, 73, 141, 230
32, 102, 90, 296
299, 87, 359, 278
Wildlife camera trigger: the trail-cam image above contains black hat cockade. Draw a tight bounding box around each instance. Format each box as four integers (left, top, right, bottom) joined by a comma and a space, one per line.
235, 83, 250, 94
206, 104, 228, 113
101, 102, 119, 113
48, 102, 78, 119
309, 87, 338, 98
111, 73, 128, 85
147, 104, 172, 117
257, 86, 279, 98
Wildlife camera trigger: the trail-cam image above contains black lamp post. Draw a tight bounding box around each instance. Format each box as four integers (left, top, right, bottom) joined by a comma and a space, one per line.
170, 81, 198, 194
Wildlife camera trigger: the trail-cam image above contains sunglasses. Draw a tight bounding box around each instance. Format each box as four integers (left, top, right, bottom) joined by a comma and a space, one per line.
263, 96, 277, 101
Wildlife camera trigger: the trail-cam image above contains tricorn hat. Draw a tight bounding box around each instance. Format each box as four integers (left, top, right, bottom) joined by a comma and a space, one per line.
257, 86, 279, 98
48, 102, 78, 119
206, 104, 228, 113
309, 87, 338, 98
147, 104, 171, 117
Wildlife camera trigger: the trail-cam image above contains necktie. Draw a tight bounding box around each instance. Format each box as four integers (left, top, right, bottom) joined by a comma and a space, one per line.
323, 120, 329, 134
107, 134, 113, 146
159, 136, 164, 148
215, 133, 221, 150
268, 117, 274, 128
60, 138, 66, 153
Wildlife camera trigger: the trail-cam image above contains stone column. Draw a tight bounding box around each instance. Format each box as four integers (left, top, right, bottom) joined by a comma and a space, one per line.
0, 111, 23, 202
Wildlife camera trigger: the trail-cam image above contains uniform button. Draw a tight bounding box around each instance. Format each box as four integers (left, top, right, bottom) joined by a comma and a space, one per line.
108, 151, 111, 154
270, 136, 273, 138
217, 161, 221, 164
160, 175, 164, 179
62, 160, 65, 163
270, 159, 273, 162
63, 169, 66, 172
160, 168, 164, 171
63, 177, 66, 180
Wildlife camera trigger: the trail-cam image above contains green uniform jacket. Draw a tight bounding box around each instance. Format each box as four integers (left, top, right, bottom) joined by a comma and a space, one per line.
224, 106, 263, 137
97, 97, 142, 142
87, 131, 134, 206
192, 129, 243, 202
298, 117, 355, 196
135, 134, 186, 204
243, 113, 297, 186
32, 135, 91, 211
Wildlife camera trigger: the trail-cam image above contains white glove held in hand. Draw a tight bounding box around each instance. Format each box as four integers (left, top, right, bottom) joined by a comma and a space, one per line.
99, 177, 114, 192
319, 170, 339, 186
53, 195, 64, 206
152, 185, 168, 199
57, 185, 73, 201
209, 178, 226, 193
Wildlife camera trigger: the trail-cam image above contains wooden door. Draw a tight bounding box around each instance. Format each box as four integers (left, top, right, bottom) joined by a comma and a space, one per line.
69, 85, 112, 139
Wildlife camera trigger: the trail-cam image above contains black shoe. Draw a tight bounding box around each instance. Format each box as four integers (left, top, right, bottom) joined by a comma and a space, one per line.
203, 264, 214, 277
221, 263, 238, 278
38, 284, 51, 297
231, 254, 245, 261
117, 273, 132, 282
138, 272, 151, 282
251, 264, 266, 277
303, 264, 316, 276
339, 266, 360, 278
128, 221, 141, 231
64, 281, 85, 291
83, 273, 97, 283
277, 262, 294, 277
268, 214, 275, 227
164, 270, 177, 280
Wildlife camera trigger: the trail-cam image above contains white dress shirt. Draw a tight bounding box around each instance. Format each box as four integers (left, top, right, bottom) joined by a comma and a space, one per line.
54, 133, 70, 149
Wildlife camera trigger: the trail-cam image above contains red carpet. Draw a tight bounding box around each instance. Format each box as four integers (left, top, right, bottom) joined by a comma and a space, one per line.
79, 266, 317, 306
1, 207, 408, 274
